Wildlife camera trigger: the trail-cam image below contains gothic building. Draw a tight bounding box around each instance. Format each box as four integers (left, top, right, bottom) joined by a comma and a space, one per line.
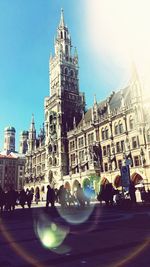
23, 10, 150, 197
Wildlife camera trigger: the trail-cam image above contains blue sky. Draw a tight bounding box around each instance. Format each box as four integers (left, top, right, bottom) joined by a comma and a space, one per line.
1, 0, 146, 150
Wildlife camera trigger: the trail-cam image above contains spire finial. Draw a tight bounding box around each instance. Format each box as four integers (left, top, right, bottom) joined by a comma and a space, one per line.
74, 47, 78, 57
31, 113, 34, 124
60, 8, 65, 27
30, 113, 35, 131
94, 94, 97, 105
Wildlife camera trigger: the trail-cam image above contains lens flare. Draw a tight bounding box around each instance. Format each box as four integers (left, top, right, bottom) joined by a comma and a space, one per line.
34, 213, 69, 252
56, 204, 95, 225
85, 0, 150, 94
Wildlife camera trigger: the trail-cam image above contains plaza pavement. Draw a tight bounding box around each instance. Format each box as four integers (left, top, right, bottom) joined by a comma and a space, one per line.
0, 203, 150, 267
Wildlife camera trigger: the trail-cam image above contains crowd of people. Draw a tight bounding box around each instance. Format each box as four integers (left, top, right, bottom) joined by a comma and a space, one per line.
97, 181, 150, 207
0, 183, 94, 213
1, 182, 150, 213
46, 183, 94, 209
0, 186, 35, 213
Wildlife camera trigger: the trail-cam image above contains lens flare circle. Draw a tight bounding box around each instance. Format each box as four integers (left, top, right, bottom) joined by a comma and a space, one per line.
34, 213, 69, 250
56, 204, 95, 225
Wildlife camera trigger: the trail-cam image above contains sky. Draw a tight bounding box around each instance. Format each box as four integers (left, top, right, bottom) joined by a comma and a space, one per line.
0, 0, 150, 151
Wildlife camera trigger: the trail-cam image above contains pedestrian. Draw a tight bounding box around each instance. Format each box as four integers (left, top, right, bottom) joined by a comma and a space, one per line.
46, 185, 56, 208
19, 189, 26, 208
26, 189, 33, 208
35, 188, 40, 204
7, 186, 18, 211
129, 182, 136, 205
76, 183, 85, 207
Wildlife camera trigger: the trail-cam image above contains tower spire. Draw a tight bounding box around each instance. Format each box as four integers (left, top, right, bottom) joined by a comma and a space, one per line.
60, 8, 65, 27
30, 113, 35, 132
94, 94, 97, 105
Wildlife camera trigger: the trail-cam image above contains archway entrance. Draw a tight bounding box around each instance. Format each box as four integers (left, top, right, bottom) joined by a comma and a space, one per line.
100, 177, 109, 186
114, 175, 121, 188
131, 173, 143, 185
64, 182, 71, 191
82, 178, 90, 190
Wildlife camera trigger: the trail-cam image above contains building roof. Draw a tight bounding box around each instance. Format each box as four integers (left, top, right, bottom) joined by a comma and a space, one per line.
4, 126, 16, 132
20, 130, 28, 136
0, 151, 25, 159
76, 85, 132, 129
0, 153, 15, 159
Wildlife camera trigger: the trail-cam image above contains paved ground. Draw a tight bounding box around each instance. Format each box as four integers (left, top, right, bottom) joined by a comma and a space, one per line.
0, 203, 150, 267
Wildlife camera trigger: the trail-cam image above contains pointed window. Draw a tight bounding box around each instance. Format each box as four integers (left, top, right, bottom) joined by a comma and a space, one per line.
114, 123, 118, 135
53, 158, 57, 166
65, 67, 68, 75
119, 121, 123, 133
49, 157, 52, 166
147, 129, 150, 143
129, 115, 134, 130
54, 145, 57, 152
65, 45, 68, 54
70, 69, 74, 77
105, 127, 109, 139
61, 31, 63, 39
101, 128, 105, 140
49, 145, 52, 153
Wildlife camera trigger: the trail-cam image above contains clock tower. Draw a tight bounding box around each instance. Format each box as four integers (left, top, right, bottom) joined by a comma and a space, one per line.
45, 9, 85, 185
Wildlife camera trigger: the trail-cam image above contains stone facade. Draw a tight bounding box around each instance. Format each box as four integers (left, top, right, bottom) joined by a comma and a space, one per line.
0, 152, 25, 191
23, 10, 150, 198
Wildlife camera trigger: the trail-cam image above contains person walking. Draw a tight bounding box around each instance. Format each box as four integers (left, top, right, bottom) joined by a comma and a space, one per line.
46, 185, 56, 209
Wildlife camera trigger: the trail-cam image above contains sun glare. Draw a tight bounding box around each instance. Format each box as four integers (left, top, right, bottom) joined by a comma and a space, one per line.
85, 0, 150, 94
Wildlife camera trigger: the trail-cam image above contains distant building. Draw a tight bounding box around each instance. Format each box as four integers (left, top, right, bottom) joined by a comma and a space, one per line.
4, 126, 16, 153
0, 152, 25, 191
0, 126, 26, 191
22, 9, 150, 198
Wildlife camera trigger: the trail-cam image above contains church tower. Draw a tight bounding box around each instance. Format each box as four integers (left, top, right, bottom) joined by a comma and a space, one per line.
19, 131, 29, 154
4, 126, 16, 153
45, 9, 85, 184
27, 114, 36, 152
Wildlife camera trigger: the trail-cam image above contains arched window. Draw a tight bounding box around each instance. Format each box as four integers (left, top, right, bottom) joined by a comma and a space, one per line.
114, 123, 118, 135
49, 115, 53, 124
65, 81, 69, 90
61, 31, 63, 39
105, 127, 109, 139
101, 128, 105, 140
53, 157, 57, 166
64, 31, 67, 39
65, 44, 68, 54
119, 121, 123, 134
48, 144, 52, 153
70, 69, 74, 77
129, 116, 134, 130
54, 145, 57, 152
49, 157, 52, 165
147, 129, 150, 143
65, 67, 68, 75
